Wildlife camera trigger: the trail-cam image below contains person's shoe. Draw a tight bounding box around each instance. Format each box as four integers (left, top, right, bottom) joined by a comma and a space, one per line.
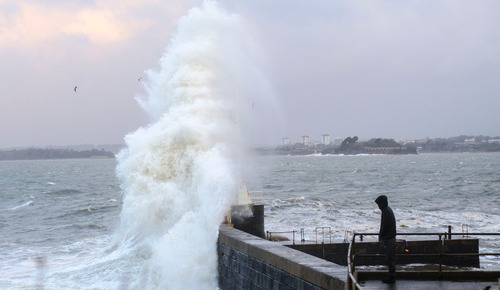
382, 277, 395, 283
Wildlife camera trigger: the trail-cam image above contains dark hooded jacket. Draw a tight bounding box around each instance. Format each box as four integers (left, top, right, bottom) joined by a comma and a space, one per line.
375, 195, 396, 241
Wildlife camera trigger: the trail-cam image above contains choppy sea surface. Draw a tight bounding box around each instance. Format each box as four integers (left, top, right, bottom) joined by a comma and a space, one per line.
1, 153, 499, 288
245, 153, 500, 267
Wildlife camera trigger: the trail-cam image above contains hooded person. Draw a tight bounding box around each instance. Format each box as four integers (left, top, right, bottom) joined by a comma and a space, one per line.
375, 195, 396, 283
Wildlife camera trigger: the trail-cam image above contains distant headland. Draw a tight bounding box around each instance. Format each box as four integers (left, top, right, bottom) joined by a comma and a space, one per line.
0, 148, 116, 161
2, 135, 500, 160
260, 135, 500, 156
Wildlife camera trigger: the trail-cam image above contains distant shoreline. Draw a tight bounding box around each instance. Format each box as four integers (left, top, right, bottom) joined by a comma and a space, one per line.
0, 148, 115, 161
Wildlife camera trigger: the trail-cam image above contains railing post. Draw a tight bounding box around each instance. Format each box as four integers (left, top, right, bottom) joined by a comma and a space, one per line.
438, 233, 443, 278
351, 233, 356, 272
351, 233, 356, 289
322, 242, 325, 259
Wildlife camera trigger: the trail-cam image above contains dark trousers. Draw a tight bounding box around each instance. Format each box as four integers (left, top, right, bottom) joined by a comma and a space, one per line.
382, 238, 396, 278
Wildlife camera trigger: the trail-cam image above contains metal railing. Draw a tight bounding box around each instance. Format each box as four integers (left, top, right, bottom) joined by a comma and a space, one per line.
267, 227, 335, 245
266, 229, 305, 245
315, 227, 332, 244
346, 232, 500, 290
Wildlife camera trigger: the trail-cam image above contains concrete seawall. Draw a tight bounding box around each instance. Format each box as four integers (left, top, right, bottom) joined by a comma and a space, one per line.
217, 225, 347, 289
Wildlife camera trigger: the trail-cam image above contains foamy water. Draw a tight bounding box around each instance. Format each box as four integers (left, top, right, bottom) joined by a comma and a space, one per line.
113, 2, 263, 289
0, 2, 271, 289
245, 153, 500, 268
2, 2, 500, 289
2, 154, 500, 288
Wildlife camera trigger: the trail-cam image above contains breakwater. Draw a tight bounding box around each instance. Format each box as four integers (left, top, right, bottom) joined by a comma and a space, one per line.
217, 225, 346, 289
217, 224, 489, 289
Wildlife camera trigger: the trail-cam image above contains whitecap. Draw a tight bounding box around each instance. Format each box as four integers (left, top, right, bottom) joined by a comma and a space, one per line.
11, 200, 34, 210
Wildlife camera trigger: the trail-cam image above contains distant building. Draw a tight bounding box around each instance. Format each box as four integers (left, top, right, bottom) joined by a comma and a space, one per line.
398, 139, 428, 145
281, 137, 291, 145
321, 134, 331, 145
302, 135, 310, 145
333, 137, 344, 146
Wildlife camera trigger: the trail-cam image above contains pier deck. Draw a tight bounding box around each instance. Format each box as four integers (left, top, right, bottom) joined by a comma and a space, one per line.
359, 279, 499, 289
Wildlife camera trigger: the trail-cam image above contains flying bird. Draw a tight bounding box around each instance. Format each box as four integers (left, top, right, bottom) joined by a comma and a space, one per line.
74, 86, 77, 92
138, 77, 142, 82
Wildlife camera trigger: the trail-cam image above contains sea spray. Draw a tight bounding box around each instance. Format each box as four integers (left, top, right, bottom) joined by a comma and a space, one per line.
115, 2, 260, 289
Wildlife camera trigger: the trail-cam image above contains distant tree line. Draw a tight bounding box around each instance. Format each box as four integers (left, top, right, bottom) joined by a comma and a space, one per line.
275, 136, 418, 155
334, 137, 417, 155
0, 148, 115, 160
274, 135, 500, 155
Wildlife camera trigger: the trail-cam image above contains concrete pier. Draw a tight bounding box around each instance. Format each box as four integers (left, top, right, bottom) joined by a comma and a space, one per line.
217, 225, 500, 289
217, 225, 347, 289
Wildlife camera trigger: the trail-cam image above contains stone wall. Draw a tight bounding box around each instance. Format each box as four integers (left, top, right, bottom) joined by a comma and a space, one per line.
217, 225, 346, 290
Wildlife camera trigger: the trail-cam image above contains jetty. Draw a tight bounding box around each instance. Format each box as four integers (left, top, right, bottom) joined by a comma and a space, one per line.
219, 188, 500, 289
220, 206, 500, 289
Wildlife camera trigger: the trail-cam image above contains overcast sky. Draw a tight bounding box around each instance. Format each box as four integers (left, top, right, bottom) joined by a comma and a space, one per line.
1, 0, 499, 148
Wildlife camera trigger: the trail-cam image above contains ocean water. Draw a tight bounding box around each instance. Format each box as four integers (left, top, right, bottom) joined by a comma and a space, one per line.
1, 153, 499, 289
245, 153, 500, 237
244, 153, 500, 269
0, 159, 121, 289
3, 1, 499, 289
0, 2, 276, 289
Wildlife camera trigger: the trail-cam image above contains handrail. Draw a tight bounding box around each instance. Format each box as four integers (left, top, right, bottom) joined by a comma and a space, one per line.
353, 232, 500, 237
315, 227, 332, 244
347, 231, 363, 290
266, 230, 297, 245
346, 231, 500, 289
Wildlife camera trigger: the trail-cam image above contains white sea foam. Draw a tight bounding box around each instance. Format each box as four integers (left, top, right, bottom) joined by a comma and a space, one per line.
11, 200, 34, 210
114, 2, 265, 289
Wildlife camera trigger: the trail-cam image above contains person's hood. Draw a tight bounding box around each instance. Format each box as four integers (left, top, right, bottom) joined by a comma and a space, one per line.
375, 195, 388, 209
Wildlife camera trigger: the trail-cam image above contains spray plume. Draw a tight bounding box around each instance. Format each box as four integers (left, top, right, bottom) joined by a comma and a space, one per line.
115, 1, 262, 289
